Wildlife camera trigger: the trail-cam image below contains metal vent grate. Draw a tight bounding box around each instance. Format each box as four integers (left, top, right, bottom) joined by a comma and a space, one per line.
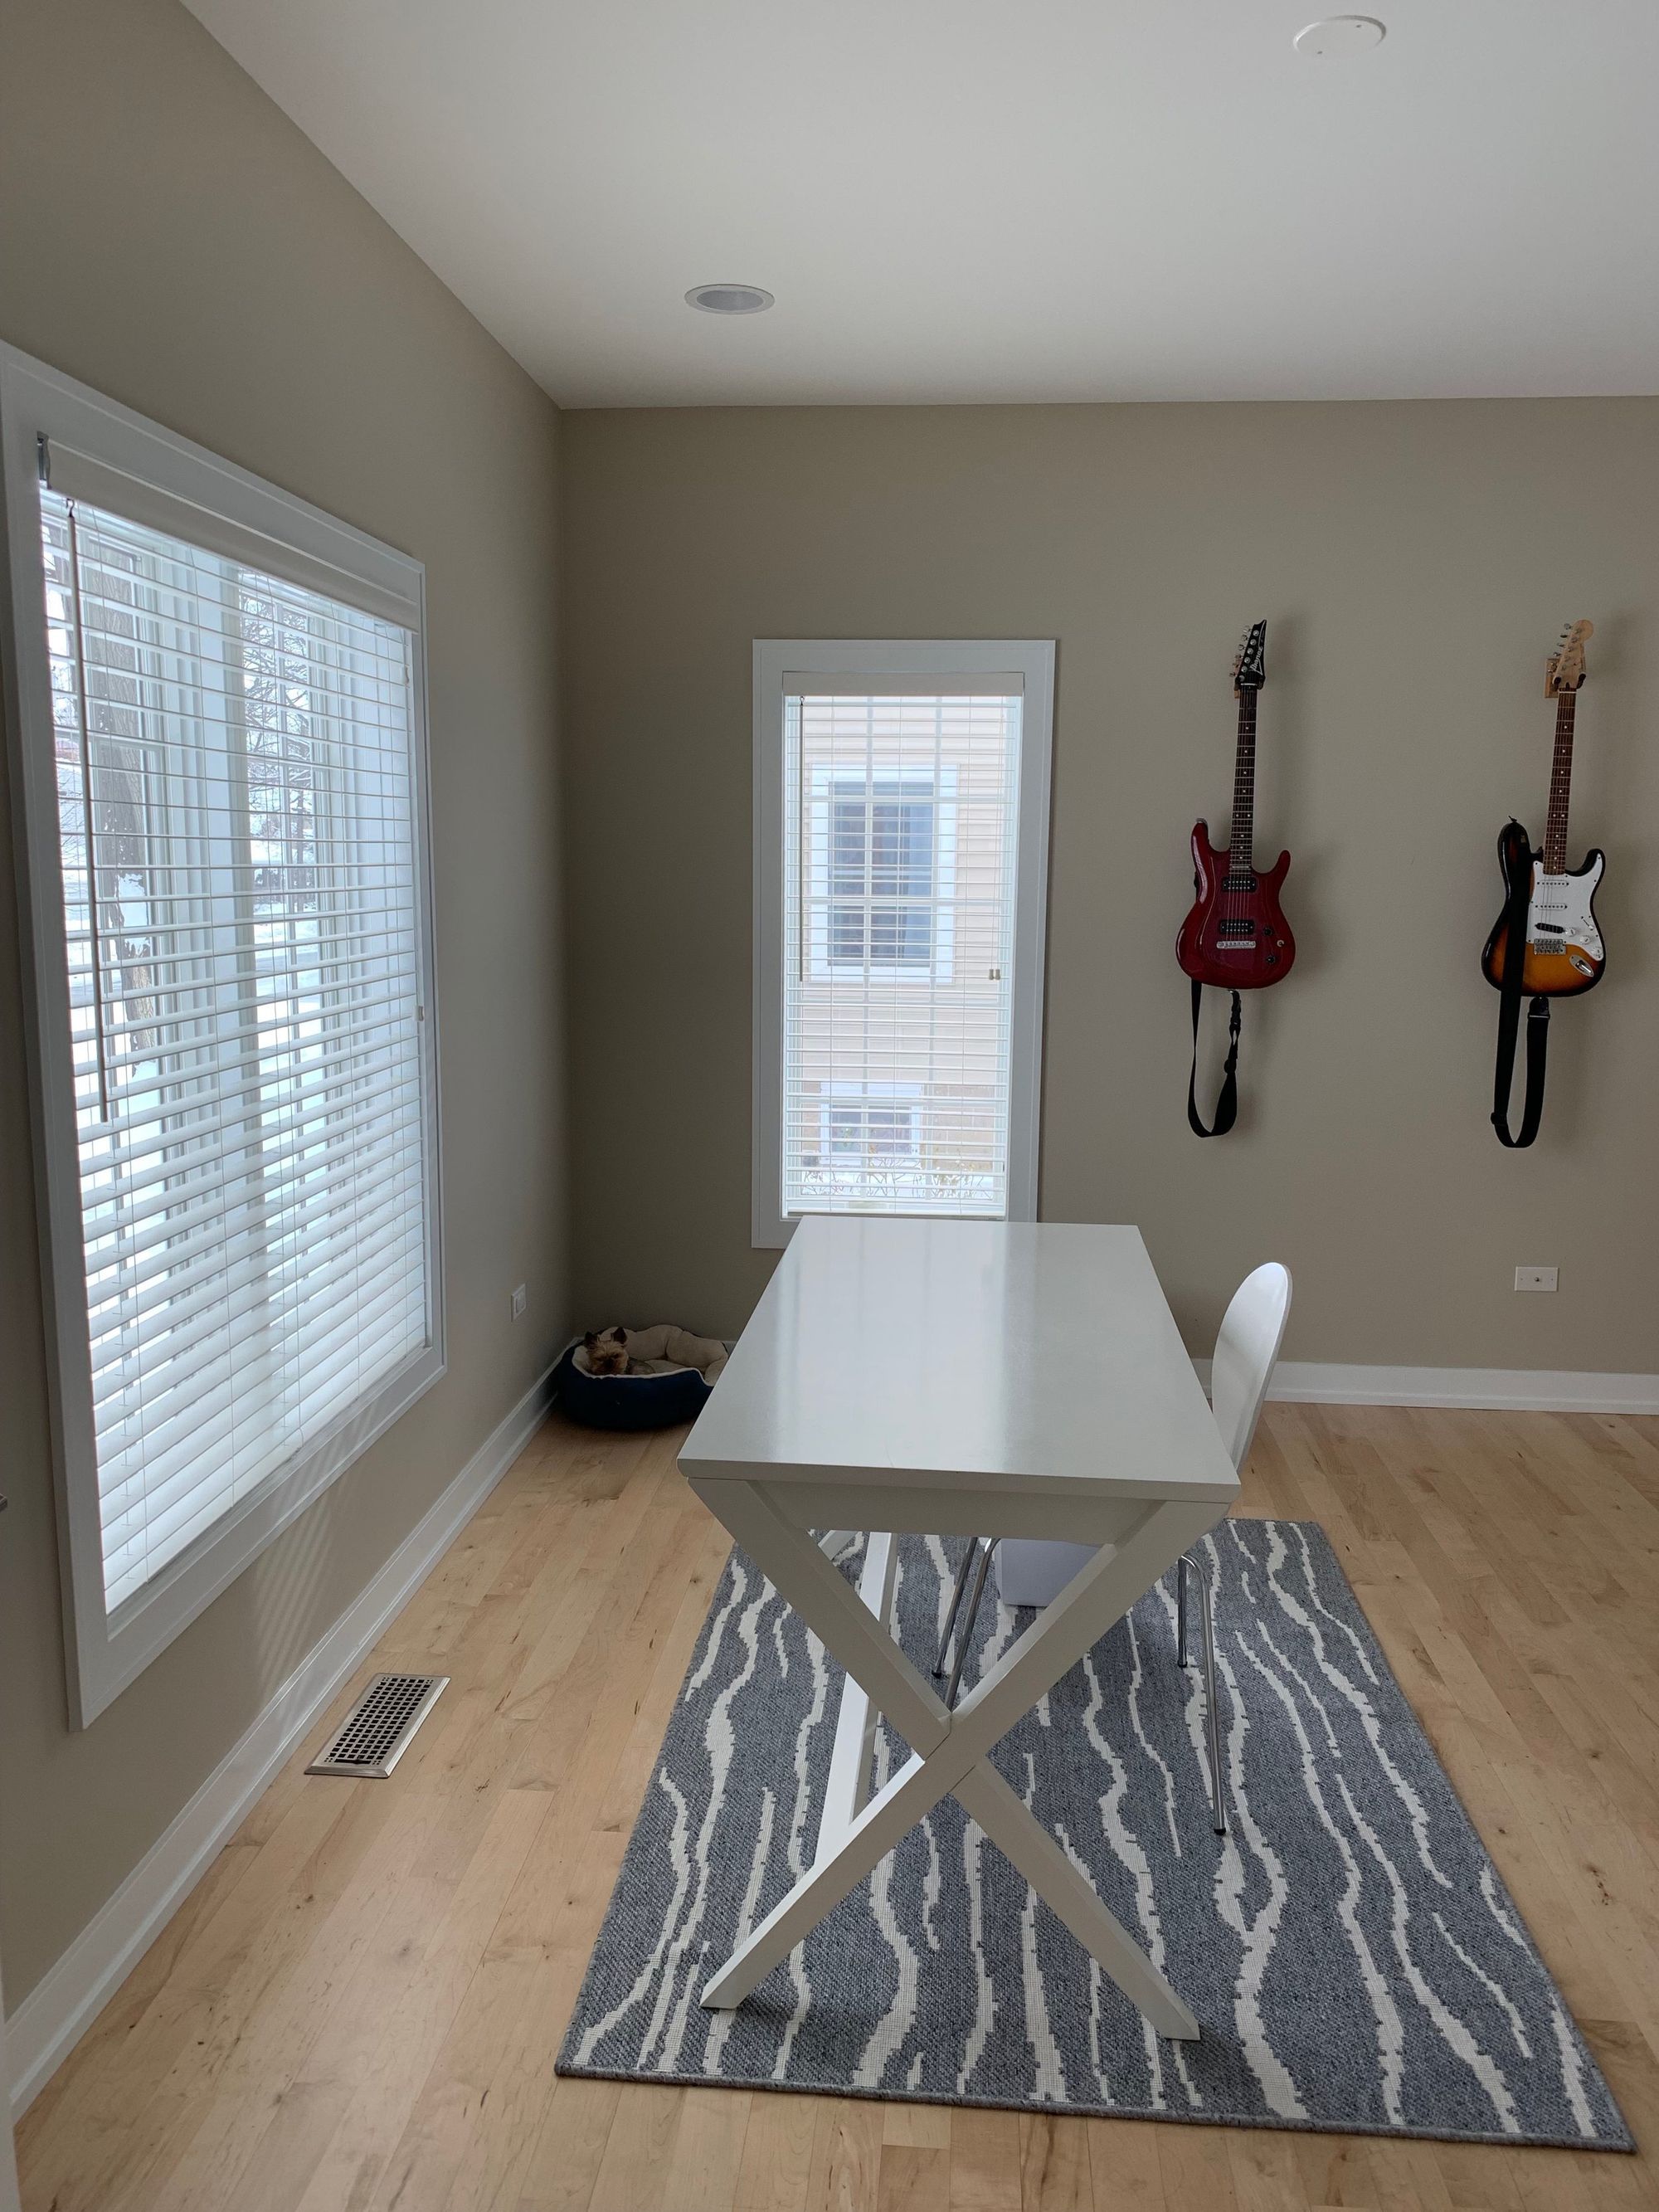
307, 1672, 449, 1778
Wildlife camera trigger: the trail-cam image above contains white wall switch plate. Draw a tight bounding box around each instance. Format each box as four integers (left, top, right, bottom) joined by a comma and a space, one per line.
1514, 1265, 1558, 1293
511, 1283, 528, 1319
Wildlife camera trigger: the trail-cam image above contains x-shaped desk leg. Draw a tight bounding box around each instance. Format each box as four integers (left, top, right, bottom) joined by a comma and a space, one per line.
688, 1479, 1221, 2040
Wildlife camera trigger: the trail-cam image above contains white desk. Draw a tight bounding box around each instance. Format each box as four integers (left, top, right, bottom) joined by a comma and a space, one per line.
679, 1216, 1238, 2040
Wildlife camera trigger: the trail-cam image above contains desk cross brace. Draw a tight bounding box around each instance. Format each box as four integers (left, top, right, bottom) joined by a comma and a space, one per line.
689, 1478, 1217, 2040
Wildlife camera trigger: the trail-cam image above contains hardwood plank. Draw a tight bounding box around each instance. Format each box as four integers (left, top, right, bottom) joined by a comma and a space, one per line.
1019, 2112, 1092, 2210
1224, 2128, 1312, 2212
357, 1942, 572, 2212
586, 2081, 683, 2212
888, 2107, 953, 2151
805, 2096, 885, 2212
513, 2075, 620, 2212
1086, 2117, 1169, 2209
880, 2140, 952, 2212
662, 2084, 754, 2212
1154, 2124, 1238, 2212
950, 2108, 1024, 2211
736, 2088, 821, 2212
1292, 2132, 1376, 2207
280, 1787, 554, 2212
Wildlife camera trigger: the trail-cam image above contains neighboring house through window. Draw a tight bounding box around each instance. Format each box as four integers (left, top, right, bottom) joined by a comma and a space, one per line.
810, 764, 957, 980
813, 1082, 923, 1182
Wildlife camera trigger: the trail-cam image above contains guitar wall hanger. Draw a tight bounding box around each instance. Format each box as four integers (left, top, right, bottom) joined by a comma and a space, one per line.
1176, 621, 1297, 1138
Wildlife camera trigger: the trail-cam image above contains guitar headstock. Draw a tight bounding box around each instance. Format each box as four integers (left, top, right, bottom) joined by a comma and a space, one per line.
1545, 619, 1593, 696
1232, 621, 1267, 695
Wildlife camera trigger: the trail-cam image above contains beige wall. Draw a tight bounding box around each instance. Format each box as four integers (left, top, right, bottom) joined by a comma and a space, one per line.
0, 0, 568, 2004
562, 402, 1657, 1373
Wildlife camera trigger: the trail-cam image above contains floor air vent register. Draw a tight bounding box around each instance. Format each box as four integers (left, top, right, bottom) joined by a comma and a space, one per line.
307, 1672, 449, 1778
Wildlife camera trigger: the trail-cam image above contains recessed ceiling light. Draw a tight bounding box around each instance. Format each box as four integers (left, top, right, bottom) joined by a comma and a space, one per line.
685, 284, 775, 315
1294, 15, 1386, 56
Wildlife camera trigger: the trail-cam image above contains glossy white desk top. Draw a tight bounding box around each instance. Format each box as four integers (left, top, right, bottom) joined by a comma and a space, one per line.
680, 1219, 1238, 1503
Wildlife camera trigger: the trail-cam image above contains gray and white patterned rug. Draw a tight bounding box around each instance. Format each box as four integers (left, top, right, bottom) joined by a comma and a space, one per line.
557, 1518, 1632, 2149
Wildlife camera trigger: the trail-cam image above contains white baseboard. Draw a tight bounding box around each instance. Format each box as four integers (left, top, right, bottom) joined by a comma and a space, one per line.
7, 1362, 559, 2118
1194, 1357, 1659, 1416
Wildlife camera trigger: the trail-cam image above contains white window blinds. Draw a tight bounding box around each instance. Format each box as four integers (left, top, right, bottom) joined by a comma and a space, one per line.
781, 689, 1024, 1221
40, 485, 432, 1615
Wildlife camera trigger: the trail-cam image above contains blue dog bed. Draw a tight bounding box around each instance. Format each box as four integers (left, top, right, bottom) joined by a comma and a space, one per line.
556, 1325, 727, 1431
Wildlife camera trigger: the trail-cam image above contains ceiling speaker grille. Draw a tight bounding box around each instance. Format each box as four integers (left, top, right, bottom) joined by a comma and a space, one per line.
307, 1672, 448, 1778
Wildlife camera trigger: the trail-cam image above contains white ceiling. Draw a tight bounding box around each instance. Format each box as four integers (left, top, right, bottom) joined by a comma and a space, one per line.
184, 0, 1659, 409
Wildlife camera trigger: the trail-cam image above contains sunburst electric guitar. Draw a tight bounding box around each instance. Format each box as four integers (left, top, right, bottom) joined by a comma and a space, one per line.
1481, 620, 1603, 1147
1176, 621, 1295, 1136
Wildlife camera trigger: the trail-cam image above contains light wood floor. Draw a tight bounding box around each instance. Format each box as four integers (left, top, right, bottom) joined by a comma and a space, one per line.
17, 1401, 1659, 2211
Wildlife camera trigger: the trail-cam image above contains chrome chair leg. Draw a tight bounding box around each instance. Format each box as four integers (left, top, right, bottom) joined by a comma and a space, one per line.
941, 1540, 1226, 1832
934, 1537, 981, 1676
1178, 1549, 1227, 1835
944, 1540, 998, 1709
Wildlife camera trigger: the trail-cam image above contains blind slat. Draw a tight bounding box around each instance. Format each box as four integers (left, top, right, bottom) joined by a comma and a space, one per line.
89, 1157, 426, 1386
88, 1153, 426, 1381
95, 1259, 427, 1496
101, 1294, 424, 1610
76, 1059, 423, 1230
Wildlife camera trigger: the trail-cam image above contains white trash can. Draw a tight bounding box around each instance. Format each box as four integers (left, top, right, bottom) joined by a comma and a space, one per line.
995, 1538, 1097, 1608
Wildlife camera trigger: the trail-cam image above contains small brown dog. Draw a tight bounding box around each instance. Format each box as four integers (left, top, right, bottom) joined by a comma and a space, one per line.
582, 1326, 630, 1376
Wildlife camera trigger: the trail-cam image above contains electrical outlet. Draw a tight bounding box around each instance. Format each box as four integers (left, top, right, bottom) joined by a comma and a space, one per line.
510, 1284, 528, 1320
1514, 1265, 1558, 1294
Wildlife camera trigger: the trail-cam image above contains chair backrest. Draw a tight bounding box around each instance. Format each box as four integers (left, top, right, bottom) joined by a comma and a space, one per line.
1210, 1263, 1292, 1471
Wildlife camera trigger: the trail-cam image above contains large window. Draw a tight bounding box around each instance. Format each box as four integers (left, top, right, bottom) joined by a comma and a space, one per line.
1, 348, 441, 1722
753, 641, 1053, 1246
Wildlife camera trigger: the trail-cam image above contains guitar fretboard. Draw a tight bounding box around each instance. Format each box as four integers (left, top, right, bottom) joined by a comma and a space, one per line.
1228, 687, 1258, 869
1543, 693, 1576, 876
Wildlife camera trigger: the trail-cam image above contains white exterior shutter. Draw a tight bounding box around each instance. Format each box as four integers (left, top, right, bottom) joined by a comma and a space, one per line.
40, 487, 433, 1616
779, 688, 1024, 1222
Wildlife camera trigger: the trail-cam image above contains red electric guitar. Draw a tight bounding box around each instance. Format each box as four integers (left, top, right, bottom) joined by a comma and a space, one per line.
1176, 621, 1296, 987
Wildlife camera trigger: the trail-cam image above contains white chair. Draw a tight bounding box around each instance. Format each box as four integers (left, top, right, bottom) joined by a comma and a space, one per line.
934, 1261, 1292, 1836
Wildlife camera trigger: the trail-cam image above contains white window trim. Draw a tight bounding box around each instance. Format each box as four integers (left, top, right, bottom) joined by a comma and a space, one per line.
0, 344, 445, 1724
752, 638, 1053, 1250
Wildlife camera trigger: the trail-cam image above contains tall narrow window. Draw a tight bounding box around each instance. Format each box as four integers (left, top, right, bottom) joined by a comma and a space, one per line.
753, 642, 1053, 1246
1, 348, 441, 1720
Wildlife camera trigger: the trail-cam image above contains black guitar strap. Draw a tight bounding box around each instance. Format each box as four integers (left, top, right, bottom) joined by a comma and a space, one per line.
1491, 820, 1550, 1149
1188, 980, 1243, 1139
